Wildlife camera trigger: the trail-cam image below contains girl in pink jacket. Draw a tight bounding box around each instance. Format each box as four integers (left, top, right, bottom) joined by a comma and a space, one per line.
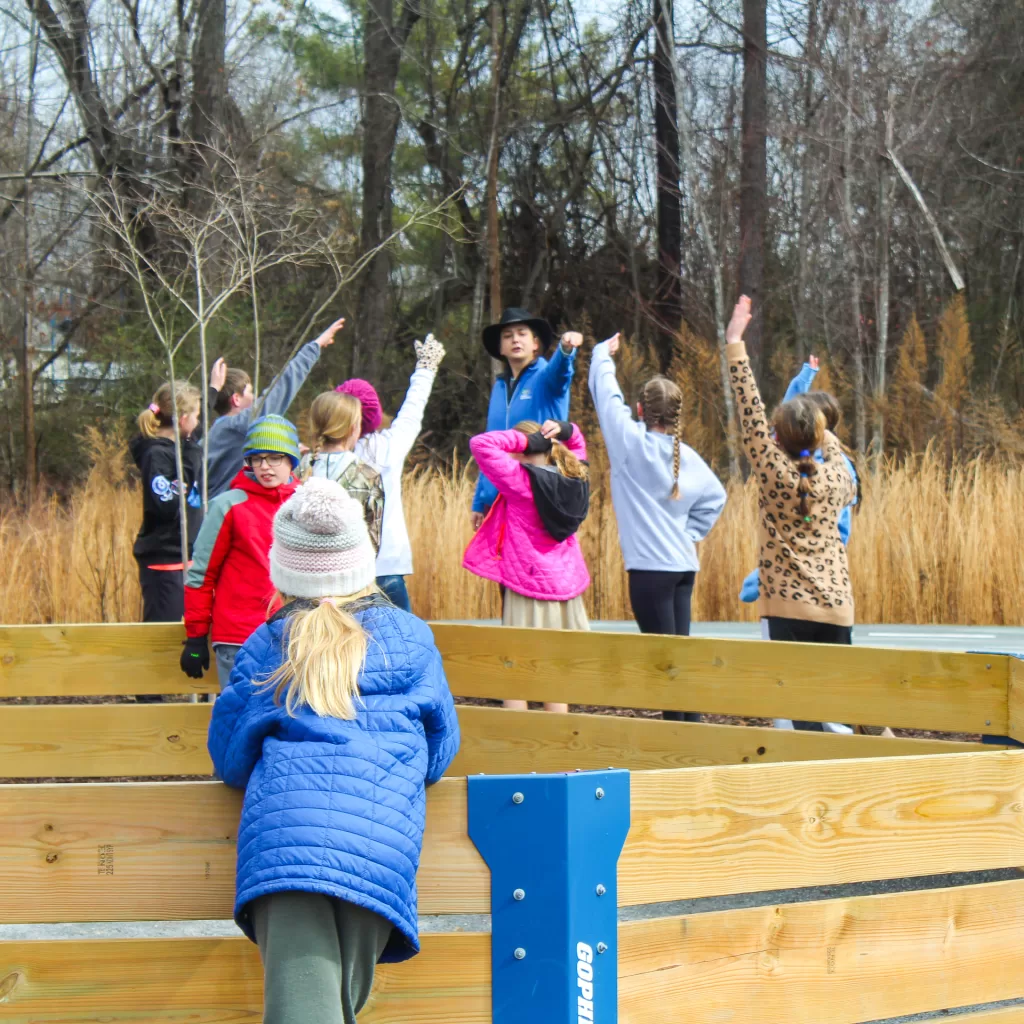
464, 419, 591, 713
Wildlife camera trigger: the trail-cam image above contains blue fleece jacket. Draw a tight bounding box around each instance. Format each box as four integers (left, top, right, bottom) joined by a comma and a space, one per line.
589, 341, 726, 571
739, 363, 857, 602
472, 345, 576, 513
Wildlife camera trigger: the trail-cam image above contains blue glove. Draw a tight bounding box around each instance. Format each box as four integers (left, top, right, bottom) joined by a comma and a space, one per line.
739, 569, 760, 604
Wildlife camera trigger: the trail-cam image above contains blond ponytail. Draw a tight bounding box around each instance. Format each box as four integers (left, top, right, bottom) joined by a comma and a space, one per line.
514, 420, 588, 481
138, 382, 201, 438
640, 376, 685, 499
263, 594, 374, 718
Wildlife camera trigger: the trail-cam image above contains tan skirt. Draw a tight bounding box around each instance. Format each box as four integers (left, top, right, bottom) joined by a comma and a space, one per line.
501, 589, 590, 631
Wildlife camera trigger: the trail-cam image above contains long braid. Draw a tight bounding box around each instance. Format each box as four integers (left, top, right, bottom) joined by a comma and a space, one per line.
670, 390, 683, 501
796, 452, 818, 520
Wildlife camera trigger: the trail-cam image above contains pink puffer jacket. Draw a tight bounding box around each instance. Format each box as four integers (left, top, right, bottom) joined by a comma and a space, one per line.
463, 426, 591, 602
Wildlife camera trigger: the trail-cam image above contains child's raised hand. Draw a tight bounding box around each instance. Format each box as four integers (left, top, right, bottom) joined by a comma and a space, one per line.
414, 333, 446, 372
560, 331, 584, 351
210, 357, 227, 392
315, 317, 346, 348
726, 296, 752, 346
606, 332, 621, 356
809, 354, 820, 371
539, 419, 563, 439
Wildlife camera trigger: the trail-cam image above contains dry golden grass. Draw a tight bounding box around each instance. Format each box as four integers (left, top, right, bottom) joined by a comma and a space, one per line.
1, 434, 1021, 626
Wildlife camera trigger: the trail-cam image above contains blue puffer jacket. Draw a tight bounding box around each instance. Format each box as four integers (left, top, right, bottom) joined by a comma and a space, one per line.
207, 596, 460, 962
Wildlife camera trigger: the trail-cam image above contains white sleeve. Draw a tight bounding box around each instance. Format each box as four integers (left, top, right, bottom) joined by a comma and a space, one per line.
588, 342, 643, 465
373, 367, 437, 468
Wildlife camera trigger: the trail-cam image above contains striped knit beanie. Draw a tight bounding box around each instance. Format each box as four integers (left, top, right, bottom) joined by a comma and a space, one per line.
270, 477, 376, 598
243, 414, 301, 468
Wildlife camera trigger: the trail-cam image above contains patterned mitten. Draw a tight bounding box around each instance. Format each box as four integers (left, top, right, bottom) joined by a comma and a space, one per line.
414, 334, 446, 372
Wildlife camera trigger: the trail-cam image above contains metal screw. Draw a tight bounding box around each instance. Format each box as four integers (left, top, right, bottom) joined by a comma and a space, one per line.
986, 720, 992, 726
597, 942, 608, 954
596, 883, 606, 896
512, 792, 524, 804
513, 889, 525, 901
514, 947, 526, 960
595, 787, 605, 800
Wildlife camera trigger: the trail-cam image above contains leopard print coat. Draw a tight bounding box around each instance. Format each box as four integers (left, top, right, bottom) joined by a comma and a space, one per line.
727, 341, 857, 626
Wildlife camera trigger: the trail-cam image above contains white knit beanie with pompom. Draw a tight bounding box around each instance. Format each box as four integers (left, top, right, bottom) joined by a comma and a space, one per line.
269, 477, 376, 599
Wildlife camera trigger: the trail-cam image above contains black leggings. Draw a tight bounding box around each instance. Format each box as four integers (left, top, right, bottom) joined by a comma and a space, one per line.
628, 570, 699, 722
138, 563, 185, 703
766, 616, 852, 731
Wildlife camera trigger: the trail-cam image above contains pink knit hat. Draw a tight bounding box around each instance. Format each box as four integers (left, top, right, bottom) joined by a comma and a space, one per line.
335, 379, 382, 437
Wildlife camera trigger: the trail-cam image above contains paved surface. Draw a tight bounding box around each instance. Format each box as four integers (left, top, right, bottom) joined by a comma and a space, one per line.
451, 619, 1024, 653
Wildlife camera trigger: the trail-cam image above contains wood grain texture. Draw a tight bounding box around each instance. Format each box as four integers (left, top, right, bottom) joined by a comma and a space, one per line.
618, 878, 1024, 1024
433, 623, 1010, 733
620, 749, 1024, 905
2, 882, 1022, 1023
1, 623, 1011, 735
449, 705, 989, 776
0, 703, 215, 777
948, 1010, 1024, 1023
0, 702, 987, 780
2, 751, 1020, 923
0, 623, 208, 697
0, 779, 486, 923
0, 933, 491, 1024
1010, 657, 1024, 744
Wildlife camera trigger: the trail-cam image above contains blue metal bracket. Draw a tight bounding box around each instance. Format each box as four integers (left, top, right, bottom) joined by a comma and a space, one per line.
468, 769, 630, 1024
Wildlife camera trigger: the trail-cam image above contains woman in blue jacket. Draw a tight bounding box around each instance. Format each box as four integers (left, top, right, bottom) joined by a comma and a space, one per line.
208, 477, 460, 1024
471, 307, 583, 528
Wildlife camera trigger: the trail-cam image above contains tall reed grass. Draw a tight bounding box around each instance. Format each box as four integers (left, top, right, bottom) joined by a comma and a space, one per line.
1, 433, 1021, 625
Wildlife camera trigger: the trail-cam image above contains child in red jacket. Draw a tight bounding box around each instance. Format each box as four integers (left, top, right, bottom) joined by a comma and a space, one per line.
181, 415, 300, 686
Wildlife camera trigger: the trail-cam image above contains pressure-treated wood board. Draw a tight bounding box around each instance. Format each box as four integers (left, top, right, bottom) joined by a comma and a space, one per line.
449, 705, 989, 776
619, 749, 1024, 905
949, 1010, 1024, 1023
618, 878, 1024, 1024
0, 623, 209, 697
2, 881, 1022, 1023
433, 623, 1010, 733
1010, 657, 1024, 744
2, 623, 1012, 735
0, 703, 215, 777
0, 779, 486, 922
0, 703, 988, 780
2, 751, 1021, 923
0, 932, 491, 1024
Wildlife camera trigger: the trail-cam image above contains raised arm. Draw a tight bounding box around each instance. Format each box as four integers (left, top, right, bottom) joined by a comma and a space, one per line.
783, 356, 819, 403
378, 335, 445, 462
588, 335, 641, 465
255, 318, 344, 418
537, 332, 580, 402
468, 430, 534, 502
725, 297, 775, 473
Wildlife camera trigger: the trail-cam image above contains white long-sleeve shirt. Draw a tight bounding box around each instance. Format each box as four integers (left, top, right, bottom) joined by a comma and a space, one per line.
355, 367, 437, 577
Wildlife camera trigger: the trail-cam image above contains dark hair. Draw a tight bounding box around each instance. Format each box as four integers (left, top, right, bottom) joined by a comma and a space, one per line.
214, 368, 252, 415
773, 395, 826, 521
639, 376, 685, 499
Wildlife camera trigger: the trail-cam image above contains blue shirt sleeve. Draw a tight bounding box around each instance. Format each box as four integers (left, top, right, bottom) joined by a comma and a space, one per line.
537, 341, 576, 403
783, 363, 818, 403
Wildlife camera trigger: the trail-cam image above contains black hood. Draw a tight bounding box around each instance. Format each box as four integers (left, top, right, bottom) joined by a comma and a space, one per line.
523, 465, 590, 541
129, 432, 171, 470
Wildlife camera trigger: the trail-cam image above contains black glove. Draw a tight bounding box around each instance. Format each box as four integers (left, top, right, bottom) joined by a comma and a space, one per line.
553, 420, 573, 442
180, 635, 210, 679
524, 432, 553, 455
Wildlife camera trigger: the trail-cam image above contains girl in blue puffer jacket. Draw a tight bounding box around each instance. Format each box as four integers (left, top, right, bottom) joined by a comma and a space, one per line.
208, 476, 460, 1024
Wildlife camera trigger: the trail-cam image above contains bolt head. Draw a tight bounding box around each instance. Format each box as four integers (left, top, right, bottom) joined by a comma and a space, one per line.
512, 792, 524, 804
513, 888, 525, 901
514, 947, 526, 960
597, 942, 608, 954
596, 883, 607, 896
595, 787, 605, 800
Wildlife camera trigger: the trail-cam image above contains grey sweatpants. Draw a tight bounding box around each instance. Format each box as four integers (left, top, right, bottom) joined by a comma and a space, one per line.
213, 643, 242, 690
251, 891, 393, 1024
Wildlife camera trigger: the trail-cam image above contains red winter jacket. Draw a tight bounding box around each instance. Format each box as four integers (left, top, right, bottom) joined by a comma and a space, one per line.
184, 470, 299, 644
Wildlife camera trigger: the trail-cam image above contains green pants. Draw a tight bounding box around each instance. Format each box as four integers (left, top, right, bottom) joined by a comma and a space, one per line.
252, 891, 393, 1024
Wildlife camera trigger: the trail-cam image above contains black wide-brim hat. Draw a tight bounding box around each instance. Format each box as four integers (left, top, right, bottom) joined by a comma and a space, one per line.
482, 307, 555, 361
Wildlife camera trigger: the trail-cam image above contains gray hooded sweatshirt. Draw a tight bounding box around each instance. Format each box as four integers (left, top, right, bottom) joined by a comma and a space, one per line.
206, 341, 320, 498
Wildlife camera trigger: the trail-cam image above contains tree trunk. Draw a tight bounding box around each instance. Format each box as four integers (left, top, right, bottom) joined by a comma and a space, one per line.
794, 0, 818, 360
190, 0, 226, 153
353, 0, 421, 378
871, 99, 894, 457
486, 0, 503, 322
738, 0, 768, 375
653, 0, 682, 371
21, 15, 40, 504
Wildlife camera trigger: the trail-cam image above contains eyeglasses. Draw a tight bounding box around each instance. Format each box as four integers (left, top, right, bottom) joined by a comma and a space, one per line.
245, 453, 289, 468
